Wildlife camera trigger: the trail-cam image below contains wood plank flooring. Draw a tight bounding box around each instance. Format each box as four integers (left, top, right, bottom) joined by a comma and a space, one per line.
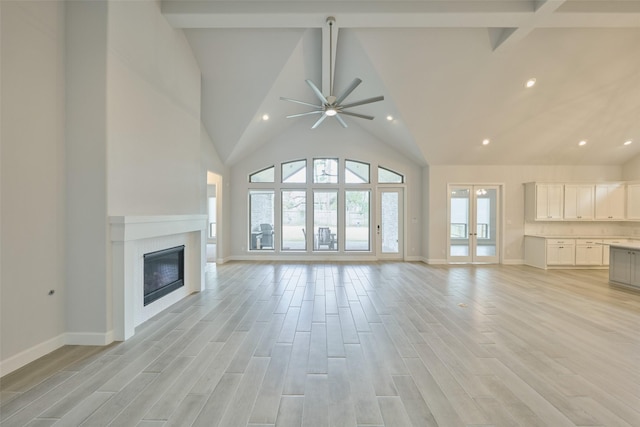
2, 262, 640, 426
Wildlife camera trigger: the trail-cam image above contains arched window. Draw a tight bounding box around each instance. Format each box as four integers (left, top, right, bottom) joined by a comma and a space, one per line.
249, 166, 274, 183
378, 166, 404, 183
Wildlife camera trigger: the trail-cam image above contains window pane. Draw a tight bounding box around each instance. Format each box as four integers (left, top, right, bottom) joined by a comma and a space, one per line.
282, 160, 306, 183
378, 166, 403, 183
249, 190, 274, 250
313, 158, 338, 184
345, 191, 370, 251
250, 166, 275, 183
282, 190, 306, 251
345, 160, 369, 183
313, 190, 338, 251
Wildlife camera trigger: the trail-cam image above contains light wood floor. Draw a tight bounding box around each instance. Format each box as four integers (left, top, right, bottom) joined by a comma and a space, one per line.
2, 262, 640, 426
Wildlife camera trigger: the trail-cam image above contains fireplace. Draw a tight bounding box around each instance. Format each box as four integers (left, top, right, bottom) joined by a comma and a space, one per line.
143, 245, 185, 306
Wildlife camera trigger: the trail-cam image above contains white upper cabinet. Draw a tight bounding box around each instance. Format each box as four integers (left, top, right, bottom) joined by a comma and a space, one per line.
563, 184, 594, 220
627, 183, 640, 220
525, 183, 564, 221
595, 183, 625, 220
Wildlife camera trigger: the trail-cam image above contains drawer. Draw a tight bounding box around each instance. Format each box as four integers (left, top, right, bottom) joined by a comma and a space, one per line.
575, 239, 602, 245
546, 239, 575, 245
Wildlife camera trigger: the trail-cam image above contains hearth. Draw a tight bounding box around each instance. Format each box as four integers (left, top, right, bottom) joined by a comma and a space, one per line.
143, 245, 184, 306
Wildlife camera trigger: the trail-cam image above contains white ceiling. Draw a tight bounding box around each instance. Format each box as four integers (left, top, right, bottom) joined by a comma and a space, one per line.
164, 0, 640, 166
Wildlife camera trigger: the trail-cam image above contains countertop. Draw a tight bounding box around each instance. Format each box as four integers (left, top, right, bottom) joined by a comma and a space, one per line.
524, 235, 635, 240
607, 242, 640, 251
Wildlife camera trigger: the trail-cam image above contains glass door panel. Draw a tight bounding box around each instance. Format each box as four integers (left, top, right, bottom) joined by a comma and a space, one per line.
448, 185, 500, 263
449, 188, 471, 260
377, 188, 403, 259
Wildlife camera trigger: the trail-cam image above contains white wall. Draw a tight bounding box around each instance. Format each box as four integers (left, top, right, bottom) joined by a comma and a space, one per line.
1, 0, 209, 373
426, 165, 623, 263
106, 1, 202, 215
65, 0, 110, 343
228, 120, 423, 259
201, 125, 228, 260
1, 1, 67, 371
623, 153, 640, 181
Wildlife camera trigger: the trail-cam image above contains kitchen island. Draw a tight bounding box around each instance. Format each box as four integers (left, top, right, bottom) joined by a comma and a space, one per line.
609, 242, 640, 289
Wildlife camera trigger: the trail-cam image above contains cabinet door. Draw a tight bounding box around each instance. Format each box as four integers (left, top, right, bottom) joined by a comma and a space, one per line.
547, 185, 564, 219
595, 184, 625, 220
536, 185, 549, 219
537, 184, 563, 220
609, 248, 631, 283
631, 251, 640, 286
564, 185, 594, 220
575, 245, 602, 265
627, 184, 640, 220
547, 244, 575, 265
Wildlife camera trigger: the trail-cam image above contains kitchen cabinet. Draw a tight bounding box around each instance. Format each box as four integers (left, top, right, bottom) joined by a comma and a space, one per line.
525, 183, 564, 221
601, 239, 626, 266
546, 239, 575, 265
595, 183, 625, 220
574, 239, 602, 265
627, 183, 640, 220
564, 184, 594, 220
609, 246, 640, 288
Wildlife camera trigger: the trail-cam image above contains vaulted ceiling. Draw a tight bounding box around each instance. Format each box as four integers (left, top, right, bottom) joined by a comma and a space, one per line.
163, 0, 640, 166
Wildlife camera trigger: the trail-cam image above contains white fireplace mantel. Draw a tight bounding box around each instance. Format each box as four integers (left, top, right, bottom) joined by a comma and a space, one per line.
110, 215, 206, 341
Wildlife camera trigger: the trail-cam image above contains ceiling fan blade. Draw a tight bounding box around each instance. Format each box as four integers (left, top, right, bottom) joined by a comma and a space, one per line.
335, 114, 348, 128
334, 78, 362, 105
311, 113, 328, 129
286, 110, 323, 119
280, 97, 322, 109
340, 95, 385, 109
339, 111, 374, 120
305, 79, 328, 105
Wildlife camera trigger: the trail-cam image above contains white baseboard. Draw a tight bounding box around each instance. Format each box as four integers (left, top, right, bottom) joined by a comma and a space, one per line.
65, 331, 114, 346
426, 258, 448, 264
0, 334, 66, 377
503, 259, 525, 265
0, 330, 116, 377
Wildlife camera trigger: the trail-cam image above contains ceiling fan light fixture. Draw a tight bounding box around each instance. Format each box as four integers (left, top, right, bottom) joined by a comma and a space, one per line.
325, 107, 338, 117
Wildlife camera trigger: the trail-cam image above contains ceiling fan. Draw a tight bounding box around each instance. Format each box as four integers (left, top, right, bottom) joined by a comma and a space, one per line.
280, 17, 384, 129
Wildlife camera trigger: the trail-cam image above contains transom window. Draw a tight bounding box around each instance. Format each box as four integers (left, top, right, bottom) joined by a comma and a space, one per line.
313, 158, 338, 184
249, 166, 275, 183
282, 160, 306, 183
378, 166, 403, 183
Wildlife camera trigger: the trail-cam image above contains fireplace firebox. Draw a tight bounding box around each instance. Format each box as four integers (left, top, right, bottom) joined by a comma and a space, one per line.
143, 245, 185, 306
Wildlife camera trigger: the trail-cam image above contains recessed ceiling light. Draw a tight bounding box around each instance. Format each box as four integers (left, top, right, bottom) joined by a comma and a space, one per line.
624, 140, 633, 146
526, 78, 537, 88
482, 139, 490, 146
262, 114, 269, 121
386, 115, 394, 121
579, 140, 587, 146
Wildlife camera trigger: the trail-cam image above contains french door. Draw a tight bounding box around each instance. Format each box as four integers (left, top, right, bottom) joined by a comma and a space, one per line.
448, 185, 500, 263
376, 188, 403, 259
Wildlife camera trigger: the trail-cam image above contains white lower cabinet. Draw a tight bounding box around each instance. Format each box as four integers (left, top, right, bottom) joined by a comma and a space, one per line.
546, 239, 575, 265
575, 239, 603, 265
609, 247, 640, 288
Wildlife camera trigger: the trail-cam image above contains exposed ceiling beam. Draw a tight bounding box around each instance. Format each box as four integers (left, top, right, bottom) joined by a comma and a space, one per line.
491, 0, 566, 51
162, 1, 640, 29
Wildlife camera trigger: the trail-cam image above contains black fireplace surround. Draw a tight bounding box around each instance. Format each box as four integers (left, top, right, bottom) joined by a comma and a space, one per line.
143, 245, 185, 306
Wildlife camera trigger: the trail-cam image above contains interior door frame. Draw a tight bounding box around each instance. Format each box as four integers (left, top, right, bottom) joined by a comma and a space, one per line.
376, 187, 405, 260
447, 183, 503, 264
